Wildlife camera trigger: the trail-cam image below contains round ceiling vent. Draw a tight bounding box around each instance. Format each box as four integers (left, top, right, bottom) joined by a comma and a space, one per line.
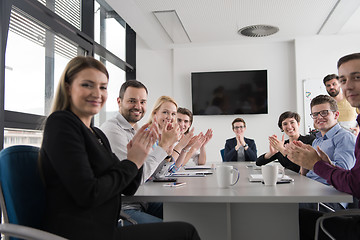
238, 25, 279, 37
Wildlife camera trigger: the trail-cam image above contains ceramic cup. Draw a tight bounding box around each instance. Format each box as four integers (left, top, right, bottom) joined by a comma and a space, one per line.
261, 164, 285, 186
216, 165, 240, 188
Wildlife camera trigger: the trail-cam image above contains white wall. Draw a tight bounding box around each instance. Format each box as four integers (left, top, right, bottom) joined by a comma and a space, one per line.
294, 33, 360, 132
135, 38, 174, 125
137, 39, 297, 163
172, 42, 296, 163
136, 33, 360, 164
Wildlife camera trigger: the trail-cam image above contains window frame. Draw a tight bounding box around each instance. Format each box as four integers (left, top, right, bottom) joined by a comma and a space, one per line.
0, 0, 136, 150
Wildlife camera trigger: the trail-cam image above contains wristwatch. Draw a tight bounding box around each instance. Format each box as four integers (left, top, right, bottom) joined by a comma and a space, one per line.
243, 143, 248, 148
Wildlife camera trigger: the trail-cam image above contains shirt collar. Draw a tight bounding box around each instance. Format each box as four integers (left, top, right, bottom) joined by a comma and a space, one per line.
316, 123, 341, 140
116, 112, 138, 131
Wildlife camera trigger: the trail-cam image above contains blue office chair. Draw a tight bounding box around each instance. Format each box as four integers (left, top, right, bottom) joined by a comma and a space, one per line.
0, 145, 66, 240
220, 148, 225, 161
0, 223, 66, 240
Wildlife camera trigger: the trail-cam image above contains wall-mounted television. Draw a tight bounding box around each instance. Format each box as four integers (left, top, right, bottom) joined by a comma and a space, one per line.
191, 70, 268, 115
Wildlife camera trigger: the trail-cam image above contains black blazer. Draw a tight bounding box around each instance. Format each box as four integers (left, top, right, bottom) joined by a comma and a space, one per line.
224, 137, 257, 162
256, 134, 315, 173
40, 110, 142, 240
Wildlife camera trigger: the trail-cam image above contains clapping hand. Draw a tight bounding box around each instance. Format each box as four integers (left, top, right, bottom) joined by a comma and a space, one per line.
201, 129, 213, 148
127, 123, 158, 169
285, 141, 322, 170
175, 128, 195, 151
269, 134, 285, 153
188, 133, 205, 152
235, 134, 245, 150
159, 119, 180, 155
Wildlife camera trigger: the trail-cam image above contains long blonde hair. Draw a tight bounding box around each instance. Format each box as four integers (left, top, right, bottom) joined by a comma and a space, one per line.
147, 96, 178, 125
50, 56, 109, 114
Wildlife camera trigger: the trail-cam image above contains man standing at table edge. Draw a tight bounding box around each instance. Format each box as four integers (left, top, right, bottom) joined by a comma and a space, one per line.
286, 53, 360, 240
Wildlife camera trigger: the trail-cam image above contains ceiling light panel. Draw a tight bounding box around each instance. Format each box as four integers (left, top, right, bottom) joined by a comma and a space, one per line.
153, 10, 191, 43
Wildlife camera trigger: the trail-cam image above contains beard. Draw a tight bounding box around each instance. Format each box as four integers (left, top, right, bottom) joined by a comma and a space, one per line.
122, 108, 144, 124
327, 89, 340, 97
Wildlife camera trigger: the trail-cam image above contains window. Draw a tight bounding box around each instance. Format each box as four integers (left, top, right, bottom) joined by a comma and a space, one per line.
4, 128, 43, 148
37, 0, 81, 30
93, 54, 125, 127
0, 0, 135, 149
93, 0, 129, 127
94, 0, 126, 60
5, 6, 82, 116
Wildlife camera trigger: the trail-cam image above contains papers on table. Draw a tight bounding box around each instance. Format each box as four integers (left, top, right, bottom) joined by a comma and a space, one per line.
248, 174, 294, 182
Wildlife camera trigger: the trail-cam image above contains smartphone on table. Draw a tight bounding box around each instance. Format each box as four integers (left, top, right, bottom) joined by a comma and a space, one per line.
163, 182, 186, 187
153, 178, 177, 182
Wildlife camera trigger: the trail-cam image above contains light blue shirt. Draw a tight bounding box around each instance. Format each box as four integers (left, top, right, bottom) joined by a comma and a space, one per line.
306, 123, 356, 185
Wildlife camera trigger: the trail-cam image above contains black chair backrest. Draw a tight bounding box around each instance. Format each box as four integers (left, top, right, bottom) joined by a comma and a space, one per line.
347, 196, 360, 209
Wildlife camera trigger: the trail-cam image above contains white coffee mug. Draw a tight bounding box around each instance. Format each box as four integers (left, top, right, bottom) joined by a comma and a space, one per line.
216, 165, 240, 188
261, 164, 285, 186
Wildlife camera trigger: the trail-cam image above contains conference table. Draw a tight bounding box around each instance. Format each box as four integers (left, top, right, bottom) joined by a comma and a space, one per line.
123, 162, 352, 240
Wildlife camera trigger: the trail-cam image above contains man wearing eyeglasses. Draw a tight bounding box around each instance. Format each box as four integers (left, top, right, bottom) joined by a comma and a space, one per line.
223, 118, 257, 162
303, 95, 356, 196
323, 74, 359, 134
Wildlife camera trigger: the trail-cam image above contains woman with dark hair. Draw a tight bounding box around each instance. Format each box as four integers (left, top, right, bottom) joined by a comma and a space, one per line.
39, 56, 200, 240
256, 111, 315, 172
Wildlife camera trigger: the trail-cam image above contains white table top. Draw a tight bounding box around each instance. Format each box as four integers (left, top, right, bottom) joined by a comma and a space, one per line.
123, 162, 353, 204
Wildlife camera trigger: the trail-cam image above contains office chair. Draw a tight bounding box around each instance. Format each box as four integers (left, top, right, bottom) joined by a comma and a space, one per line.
220, 149, 225, 161
317, 196, 359, 212
0, 145, 65, 240
314, 209, 360, 240
0, 223, 66, 240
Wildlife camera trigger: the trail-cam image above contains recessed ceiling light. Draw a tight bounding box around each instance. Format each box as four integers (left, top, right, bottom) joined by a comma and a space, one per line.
153, 10, 191, 43
238, 25, 279, 37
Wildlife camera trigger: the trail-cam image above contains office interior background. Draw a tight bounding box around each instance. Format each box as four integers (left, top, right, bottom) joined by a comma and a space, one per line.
1, 0, 360, 162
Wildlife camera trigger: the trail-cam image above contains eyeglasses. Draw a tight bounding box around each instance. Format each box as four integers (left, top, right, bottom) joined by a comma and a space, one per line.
233, 126, 245, 130
310, 110, 335, 119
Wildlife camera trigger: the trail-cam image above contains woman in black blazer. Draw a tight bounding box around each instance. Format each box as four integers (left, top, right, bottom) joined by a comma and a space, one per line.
256, 111, 315, 172
224, 118, 257, 162
39, 56, 199, 240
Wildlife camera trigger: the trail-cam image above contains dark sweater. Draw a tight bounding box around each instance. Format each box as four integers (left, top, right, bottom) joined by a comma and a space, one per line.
256, 135, 315, 173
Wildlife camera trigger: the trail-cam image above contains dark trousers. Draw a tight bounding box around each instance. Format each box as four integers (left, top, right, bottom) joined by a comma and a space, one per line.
299, 208, 360, 240
118, 221, 201, 240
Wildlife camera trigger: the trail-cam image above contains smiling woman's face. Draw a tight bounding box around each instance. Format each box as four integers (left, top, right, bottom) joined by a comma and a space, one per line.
281, 117, 300, 137
153, 101, 177, 129
67, 68, 108, 126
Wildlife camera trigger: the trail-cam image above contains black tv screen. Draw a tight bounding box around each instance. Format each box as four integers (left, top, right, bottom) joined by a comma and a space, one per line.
191, 70, 268, 115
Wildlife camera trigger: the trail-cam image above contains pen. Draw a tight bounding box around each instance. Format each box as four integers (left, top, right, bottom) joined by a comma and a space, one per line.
164, 182, 186, 187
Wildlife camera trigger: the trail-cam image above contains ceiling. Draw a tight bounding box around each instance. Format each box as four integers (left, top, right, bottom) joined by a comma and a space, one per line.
106, 0, 360, 49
